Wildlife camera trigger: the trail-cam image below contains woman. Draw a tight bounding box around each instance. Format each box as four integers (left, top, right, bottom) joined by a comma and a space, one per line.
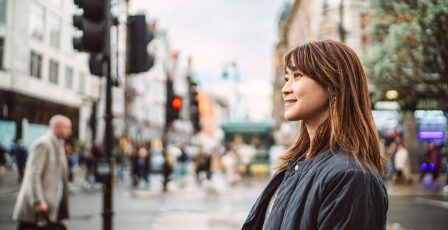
242, 40, 388, 230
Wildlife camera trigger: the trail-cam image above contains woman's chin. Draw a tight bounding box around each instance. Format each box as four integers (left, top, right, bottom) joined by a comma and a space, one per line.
284, 113, 300, 121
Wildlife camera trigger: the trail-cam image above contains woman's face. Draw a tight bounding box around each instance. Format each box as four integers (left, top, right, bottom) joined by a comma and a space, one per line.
281, 68, 329, 122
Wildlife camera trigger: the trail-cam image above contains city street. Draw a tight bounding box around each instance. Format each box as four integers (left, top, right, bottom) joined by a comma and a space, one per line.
0, 0, 447, 229
0, 171, 264, 230
388, 194, 448, 230
1, 170, 448, 230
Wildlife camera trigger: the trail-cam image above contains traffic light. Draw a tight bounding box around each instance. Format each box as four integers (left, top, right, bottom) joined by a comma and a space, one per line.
165, 78, 182, 127
189, 80, 201, 133
89, 54, 103, 76
171, 96, 182, 111
72, 0, 107, 53
166, 95, 182, 127
126, 15, 155, 74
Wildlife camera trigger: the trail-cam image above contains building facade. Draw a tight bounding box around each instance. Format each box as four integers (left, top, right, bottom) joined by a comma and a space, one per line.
0, 0, 101, 149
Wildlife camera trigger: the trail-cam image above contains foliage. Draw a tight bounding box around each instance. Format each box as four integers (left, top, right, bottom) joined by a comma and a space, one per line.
364, 0, 448, 111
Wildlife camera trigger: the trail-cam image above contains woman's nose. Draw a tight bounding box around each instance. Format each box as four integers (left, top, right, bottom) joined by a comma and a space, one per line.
281, 81, 292, 95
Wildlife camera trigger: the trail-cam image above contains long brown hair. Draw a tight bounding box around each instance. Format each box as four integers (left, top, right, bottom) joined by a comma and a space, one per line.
277, 40, 386, 176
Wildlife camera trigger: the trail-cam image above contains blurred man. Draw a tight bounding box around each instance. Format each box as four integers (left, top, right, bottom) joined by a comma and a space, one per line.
13, 115, 72, 229
131, 147, 151, 188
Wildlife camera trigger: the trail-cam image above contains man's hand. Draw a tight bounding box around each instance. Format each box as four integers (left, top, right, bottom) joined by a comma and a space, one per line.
35, 201, 48, 212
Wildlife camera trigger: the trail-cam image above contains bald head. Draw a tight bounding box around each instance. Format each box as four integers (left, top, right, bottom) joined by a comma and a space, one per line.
49, 115, 72, 139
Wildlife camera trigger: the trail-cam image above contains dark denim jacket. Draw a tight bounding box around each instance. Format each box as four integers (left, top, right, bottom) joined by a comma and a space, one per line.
242, 149, 388, 230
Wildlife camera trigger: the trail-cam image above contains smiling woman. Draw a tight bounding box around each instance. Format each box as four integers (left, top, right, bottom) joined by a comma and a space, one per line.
242, 40, 388, 230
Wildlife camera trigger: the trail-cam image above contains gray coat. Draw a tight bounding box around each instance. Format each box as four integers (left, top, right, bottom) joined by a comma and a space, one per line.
13, 133, 69, 222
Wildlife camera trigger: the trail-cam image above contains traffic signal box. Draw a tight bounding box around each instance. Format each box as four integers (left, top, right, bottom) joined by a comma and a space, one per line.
73, 0, 107, 77
126, 15, 155, 74
165, 78, 182, 127
73, 2, 154, 76
73, 0, 107, 53
189, 81, 201, 133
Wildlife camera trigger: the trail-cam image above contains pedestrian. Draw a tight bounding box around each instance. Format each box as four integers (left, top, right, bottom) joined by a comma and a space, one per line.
0, 144, 6, 168
193, 148, 206, 184
242, 40, 388, 229
11, 139, 28, 183
384, 138, 397, 181
221, 142, 240, 186
393, 137, 412, 184
113, 144, 125, 182
12, 115, 72, 229
177, 144, 190, 177
131, 147, 150, 188
429, 143, 442, 181
83, 146, 98, 189
64, 141, 75, 183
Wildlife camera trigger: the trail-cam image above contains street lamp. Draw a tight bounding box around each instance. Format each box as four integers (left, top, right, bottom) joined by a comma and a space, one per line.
221, 61, 241, 121
386, 90, 399, 100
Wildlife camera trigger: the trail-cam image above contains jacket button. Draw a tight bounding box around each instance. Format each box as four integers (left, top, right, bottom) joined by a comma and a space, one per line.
294, 165, 298, 171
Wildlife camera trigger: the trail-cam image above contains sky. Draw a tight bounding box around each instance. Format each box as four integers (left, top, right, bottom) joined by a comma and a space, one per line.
128, 0, 286, 121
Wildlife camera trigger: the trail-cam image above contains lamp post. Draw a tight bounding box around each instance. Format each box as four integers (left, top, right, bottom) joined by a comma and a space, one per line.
339, 0, 346, 43
222, 61, 241, 121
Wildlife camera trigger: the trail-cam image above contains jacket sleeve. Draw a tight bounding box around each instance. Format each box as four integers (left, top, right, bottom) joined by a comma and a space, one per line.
28, 142, 49, 204
317, 169, 388, 230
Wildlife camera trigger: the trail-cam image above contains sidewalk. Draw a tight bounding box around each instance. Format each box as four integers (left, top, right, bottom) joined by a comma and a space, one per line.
65, 174, 267, 230
2, 169, 448, 230
0, 167, 19, 195
386, 173, 448, 196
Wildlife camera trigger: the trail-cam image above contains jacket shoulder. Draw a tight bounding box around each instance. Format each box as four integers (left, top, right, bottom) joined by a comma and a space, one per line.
320, 150, 380, 180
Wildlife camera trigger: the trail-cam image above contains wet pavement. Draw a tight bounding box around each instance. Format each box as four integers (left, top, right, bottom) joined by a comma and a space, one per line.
1, 168, 448, 230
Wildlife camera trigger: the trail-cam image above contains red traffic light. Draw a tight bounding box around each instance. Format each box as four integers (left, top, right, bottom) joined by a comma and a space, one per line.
172, 96, 182, 110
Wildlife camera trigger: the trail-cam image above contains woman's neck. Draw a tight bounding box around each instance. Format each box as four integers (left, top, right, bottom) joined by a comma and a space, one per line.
304, 110, 329, 157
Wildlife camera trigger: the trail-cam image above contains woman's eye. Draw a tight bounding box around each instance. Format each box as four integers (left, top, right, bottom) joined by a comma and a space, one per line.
284, 76, 289, 82
293, 73, 302, 79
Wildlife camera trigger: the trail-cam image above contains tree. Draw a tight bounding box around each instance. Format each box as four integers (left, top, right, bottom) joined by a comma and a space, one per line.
365, 0, 448, 111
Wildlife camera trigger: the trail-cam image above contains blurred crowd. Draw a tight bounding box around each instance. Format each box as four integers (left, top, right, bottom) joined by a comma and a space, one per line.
382, 134, 448, 190
2, 134, 448, 192
0, 137, 260, 191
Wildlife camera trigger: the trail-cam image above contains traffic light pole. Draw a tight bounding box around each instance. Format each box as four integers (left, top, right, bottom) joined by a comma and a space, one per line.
162, 125, 169, 192
103, 1, 113, 230
103, 57, 113, 230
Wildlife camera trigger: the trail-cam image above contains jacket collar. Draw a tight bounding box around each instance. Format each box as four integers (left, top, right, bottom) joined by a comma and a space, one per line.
285, 148, 338, 175
244, 170, 285, 225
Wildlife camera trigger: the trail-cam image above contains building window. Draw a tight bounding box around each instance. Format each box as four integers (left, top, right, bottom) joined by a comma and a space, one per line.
360, 12, 369, 30
29, 1, 45, 41
78, 73, 85, 94
29, 51, 42, 78
65, 66, 73, 89
361, 34, 369, 50
0, 37, 4, 69
48, 14, 61, 48
0, 0, 7, 23
48, 60, 59, 84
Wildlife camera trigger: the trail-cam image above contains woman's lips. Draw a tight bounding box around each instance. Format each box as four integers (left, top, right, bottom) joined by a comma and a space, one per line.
284, 99, 297, 106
